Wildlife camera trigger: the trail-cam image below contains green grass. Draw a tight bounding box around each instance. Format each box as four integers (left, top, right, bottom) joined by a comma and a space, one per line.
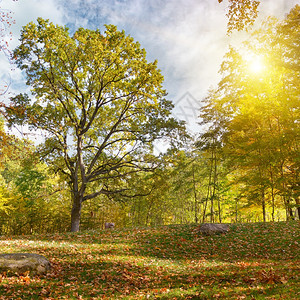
0, 222, 299, 299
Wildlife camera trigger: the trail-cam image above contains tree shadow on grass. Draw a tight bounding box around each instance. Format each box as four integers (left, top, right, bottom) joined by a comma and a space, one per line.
0, 222, 299, 299
1, 254, 298, 300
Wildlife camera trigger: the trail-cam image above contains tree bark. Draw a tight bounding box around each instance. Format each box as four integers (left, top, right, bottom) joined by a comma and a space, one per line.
295, 196, 300, 220
235, 197, 238, 223
218, 196, 222, 223
71, 198, 82, 232
261, 188, 266, 223
192, 164, 199, 223
203, 148, 214, 223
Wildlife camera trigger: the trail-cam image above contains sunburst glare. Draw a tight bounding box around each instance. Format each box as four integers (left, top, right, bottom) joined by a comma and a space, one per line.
246, 54, 265, 74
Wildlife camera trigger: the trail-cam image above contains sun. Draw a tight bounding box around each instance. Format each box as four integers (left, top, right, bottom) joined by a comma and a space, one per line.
249, 57, 264, 73
249, 56, 264, 73
246, 54, 265, 74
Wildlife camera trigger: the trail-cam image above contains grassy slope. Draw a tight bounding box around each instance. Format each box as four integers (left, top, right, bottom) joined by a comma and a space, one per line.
0, 222, 299, 299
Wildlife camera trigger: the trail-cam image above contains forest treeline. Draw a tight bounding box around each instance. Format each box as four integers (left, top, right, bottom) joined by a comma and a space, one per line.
0, 5, 299, 234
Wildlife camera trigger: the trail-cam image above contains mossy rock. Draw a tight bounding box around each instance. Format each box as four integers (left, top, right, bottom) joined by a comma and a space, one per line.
197, 223, 230, 235
0, 253, 51, 275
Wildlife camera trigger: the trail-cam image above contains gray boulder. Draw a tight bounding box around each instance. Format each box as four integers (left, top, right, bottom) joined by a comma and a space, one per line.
198, 223, 229, 235
0, 253, 51, 275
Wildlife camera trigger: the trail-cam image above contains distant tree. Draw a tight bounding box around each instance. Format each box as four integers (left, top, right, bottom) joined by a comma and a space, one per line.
7, 19, 185, 232
0, 145, 71, 235
0, 185, 12, 216
276, 5, 300, 218
199, 7, 300, 221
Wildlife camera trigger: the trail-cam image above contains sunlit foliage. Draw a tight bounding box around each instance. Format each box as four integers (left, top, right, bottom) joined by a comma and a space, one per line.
219, 0, 260, 33
198, 5, 300, 221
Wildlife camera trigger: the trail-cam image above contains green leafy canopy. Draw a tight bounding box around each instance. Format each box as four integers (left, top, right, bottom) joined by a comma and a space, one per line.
6, 18, 186, 231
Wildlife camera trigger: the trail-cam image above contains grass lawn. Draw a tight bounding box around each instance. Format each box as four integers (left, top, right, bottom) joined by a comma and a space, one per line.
0, 221, 299, 299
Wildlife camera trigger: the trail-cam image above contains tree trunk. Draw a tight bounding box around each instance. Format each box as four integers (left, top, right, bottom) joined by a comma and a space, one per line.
71, 198, 82, 232
295, 196, 300, 220
296, 206, 300, 220
211, 148, 218, 223
288, 202, 294, 220
284, 196, 294, 220
269, 169, 275, 222
202, 196, 208, 223
271, 187, 275, 222
192, 164, 199, 223
261, 189, 266, 223
218, 196, 222, 223
235, 197, 238, 223
210, 196, 214, 223
203, 150, 214, 223
146, 198, 154, 226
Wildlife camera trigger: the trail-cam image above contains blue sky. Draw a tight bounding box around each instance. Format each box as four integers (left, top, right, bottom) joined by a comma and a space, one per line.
0, 0, 299, 132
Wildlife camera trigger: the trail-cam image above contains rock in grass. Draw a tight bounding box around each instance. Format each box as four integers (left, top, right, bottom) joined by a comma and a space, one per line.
0, 253, 51, 275
198, 223, 229, 235
104, 222, 115, 229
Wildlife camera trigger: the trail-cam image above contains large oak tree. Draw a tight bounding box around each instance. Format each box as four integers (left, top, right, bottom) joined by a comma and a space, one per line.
7, 18, 184, 231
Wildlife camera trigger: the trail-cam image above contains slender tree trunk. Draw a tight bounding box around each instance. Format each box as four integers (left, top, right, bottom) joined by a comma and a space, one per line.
271, 184, 275, 222
210, 193, 214, 223
235, 197, 238, 223
283, 195, 294, 220
269, 168, 275, 222
288, 201, 294, 220
146, 198, 154, 226
202, 197, 208, 223
277, 161, 294, 220
261, 188, 266, 223
211, 149, 218, 223
257, 161, 266, 223
192, 164, 199, 223
203, 148, 214, 223
218, 196, 222, 223
271, 190, 275, 222
137, 198, 141, 226
295, 197, 300, 220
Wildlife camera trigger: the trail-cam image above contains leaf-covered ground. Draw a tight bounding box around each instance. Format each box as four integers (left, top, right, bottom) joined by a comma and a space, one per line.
0, 222, 299, 299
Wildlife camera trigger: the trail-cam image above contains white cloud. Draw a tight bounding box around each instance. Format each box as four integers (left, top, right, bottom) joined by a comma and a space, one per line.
1, 0, 299, 131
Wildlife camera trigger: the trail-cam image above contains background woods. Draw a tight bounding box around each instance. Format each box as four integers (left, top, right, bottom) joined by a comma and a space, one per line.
0, 2, 299, 234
